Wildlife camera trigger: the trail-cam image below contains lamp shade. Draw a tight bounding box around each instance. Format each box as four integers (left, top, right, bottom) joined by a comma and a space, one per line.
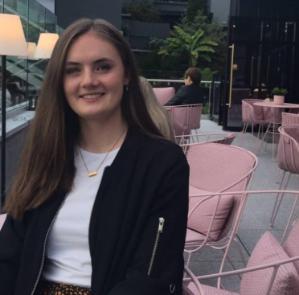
27, 42, 37, 60
0, 13, 27, 56
35, 33, 59, 59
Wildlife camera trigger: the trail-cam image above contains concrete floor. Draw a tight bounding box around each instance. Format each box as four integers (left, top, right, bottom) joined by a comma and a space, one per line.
187, 119, 299, 291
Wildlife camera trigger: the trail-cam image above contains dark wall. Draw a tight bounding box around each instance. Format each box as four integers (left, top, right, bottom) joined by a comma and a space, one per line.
55, 0, 122, 29
231, 0, 299, 18
228, 0, 299, 102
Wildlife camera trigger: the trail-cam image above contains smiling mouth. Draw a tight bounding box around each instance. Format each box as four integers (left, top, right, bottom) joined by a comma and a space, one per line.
79, 92, 105, 99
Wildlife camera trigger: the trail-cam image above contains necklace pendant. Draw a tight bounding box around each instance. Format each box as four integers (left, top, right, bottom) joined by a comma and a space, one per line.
88, 171, 97, 177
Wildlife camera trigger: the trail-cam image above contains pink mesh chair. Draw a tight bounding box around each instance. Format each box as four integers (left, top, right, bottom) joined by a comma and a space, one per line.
259, 104, 283, 156
166, 104, 203, 136
184, 190, 299, 295
242, 99, 266, 137
152, 87, 175, 105
185, 143, 257, 283
281, 112, 299, 127
270, 127, 299, 226
175, 132, 235, 154
0, 214, 6, 230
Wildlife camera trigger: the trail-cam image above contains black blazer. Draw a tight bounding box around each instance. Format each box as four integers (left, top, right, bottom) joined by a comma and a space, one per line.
165, 84, 204, 106
0, 129, 189, 295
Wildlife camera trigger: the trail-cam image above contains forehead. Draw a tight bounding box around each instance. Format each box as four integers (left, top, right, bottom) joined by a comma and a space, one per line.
66, 31, 121, 63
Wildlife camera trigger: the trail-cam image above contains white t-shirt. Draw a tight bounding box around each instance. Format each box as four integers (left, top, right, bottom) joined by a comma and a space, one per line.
42, 147, 119, 287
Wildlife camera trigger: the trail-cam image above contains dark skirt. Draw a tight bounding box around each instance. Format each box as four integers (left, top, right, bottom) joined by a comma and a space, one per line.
35, 280, 92, 295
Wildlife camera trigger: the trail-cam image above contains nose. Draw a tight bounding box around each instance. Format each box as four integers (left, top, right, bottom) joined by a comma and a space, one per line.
81, 68, 98, 87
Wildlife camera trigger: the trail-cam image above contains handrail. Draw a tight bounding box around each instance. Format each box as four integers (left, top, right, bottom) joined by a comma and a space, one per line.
147, 78, 221, 85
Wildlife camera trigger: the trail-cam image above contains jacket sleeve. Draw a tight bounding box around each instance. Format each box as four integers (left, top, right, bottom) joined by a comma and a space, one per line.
0, 214, 25, 294
108, 146, 189, 295
165, 87, 186, 106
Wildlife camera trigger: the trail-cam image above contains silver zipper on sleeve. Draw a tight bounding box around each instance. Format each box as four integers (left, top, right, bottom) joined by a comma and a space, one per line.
30, 208, 62, 295
147, 217, 165, 276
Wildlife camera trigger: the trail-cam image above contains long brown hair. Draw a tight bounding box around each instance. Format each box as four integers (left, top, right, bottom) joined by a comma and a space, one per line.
5, 18, 162, 219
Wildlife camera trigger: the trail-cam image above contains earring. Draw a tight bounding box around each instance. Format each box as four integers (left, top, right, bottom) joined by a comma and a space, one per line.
124, 84, 129, 92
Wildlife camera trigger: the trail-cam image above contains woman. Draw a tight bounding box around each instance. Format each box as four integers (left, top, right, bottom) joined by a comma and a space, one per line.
0, 18, 189, 295
139, 76, 174, 141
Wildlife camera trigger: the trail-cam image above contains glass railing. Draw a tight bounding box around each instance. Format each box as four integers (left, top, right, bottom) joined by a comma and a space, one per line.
0, 0, 61, 112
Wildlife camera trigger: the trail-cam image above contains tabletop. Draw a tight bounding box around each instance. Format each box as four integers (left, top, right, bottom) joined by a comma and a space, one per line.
254, 101, 299, 109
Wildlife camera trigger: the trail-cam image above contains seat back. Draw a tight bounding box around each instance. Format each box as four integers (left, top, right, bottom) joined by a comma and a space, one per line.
187, 144, 257, 243
152, 87, 175, 105
242, 99, 265, 124
277, 127, 299, 174
167, 104, 202, 136
187, 143, 257, 192
281, 112, 299, 127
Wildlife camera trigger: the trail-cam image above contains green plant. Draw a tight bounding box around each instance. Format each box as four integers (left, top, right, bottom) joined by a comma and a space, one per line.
272, 87, 288, 96
157, 26, 217, 66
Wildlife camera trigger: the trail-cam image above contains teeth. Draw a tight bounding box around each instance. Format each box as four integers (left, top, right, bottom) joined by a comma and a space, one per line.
81, 93, 103, 99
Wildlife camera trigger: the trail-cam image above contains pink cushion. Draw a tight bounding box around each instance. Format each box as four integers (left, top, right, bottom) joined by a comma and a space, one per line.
0, 214, 6, 230
152, 87, 175, 105
184, 281, 238, 295
186, 228, 206, 243
187, 191, 234, 241
240, 232, 299, 295
283, 219, 299, 273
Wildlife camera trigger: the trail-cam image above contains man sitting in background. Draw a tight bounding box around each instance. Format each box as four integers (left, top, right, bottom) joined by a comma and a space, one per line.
165, 67, 204, 106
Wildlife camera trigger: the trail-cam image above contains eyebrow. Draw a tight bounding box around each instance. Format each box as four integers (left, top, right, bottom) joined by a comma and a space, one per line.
65, 58, 113, 66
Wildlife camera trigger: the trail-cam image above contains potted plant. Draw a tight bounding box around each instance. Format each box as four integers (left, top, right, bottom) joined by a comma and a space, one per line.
272, 87, 287, 104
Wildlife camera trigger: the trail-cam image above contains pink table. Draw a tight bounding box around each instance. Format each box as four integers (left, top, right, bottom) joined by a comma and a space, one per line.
254, 101, 299, 156
254, 101, 299, 109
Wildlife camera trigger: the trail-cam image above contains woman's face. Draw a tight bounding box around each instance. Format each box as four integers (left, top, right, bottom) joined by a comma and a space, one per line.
63, 30, 128, 123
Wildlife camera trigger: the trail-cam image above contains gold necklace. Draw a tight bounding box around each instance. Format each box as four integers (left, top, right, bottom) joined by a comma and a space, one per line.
79, 130, 126, 177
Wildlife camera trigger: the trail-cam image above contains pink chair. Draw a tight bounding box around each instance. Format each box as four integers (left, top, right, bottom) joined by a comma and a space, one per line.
242, 99, 266, 137
281, 112, 299, 127
175, 132, 235, 154
0, 214, 6, 230
185, 143, 257, 284
152, 87, 175, 105
184, 238, 299, 295
271, 127, 299, 226
259, 104, 283, 156
184, 190, 299, 295
166, 104, 203, 136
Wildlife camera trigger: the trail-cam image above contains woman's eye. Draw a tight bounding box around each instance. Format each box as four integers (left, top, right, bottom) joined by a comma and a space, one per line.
95, 63, 112, 72
64, 67, 80, 75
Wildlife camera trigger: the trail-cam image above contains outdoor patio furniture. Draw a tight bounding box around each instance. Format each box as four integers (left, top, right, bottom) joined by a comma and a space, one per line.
255, 101, 299, 156
281, 112, 299, 127
184, 190, 299, 295
271, 127, 299, 227
152, 86, 175, 105
166, 103, 203, 136
241, 99, 266, 137
184, 143, 257, 284
175, 132, 235, 154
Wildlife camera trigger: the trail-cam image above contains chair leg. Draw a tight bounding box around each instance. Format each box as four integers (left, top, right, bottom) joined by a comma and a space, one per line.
258, 123, 271, 155
270, 172, 290, 227
242, 123, 248, 133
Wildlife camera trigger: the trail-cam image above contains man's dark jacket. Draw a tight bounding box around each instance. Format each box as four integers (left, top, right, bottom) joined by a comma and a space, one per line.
0, 129, 189, 295
165, 84, 204, 106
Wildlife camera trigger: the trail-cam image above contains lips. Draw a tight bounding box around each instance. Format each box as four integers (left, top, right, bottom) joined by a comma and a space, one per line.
79, 92, 105, 99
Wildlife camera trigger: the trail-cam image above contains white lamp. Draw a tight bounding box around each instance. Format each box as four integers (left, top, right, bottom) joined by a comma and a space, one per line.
35, 33, 59, 59
27, 42, 38, 60
0, 13, 27, 203
0, 14, 28, 56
